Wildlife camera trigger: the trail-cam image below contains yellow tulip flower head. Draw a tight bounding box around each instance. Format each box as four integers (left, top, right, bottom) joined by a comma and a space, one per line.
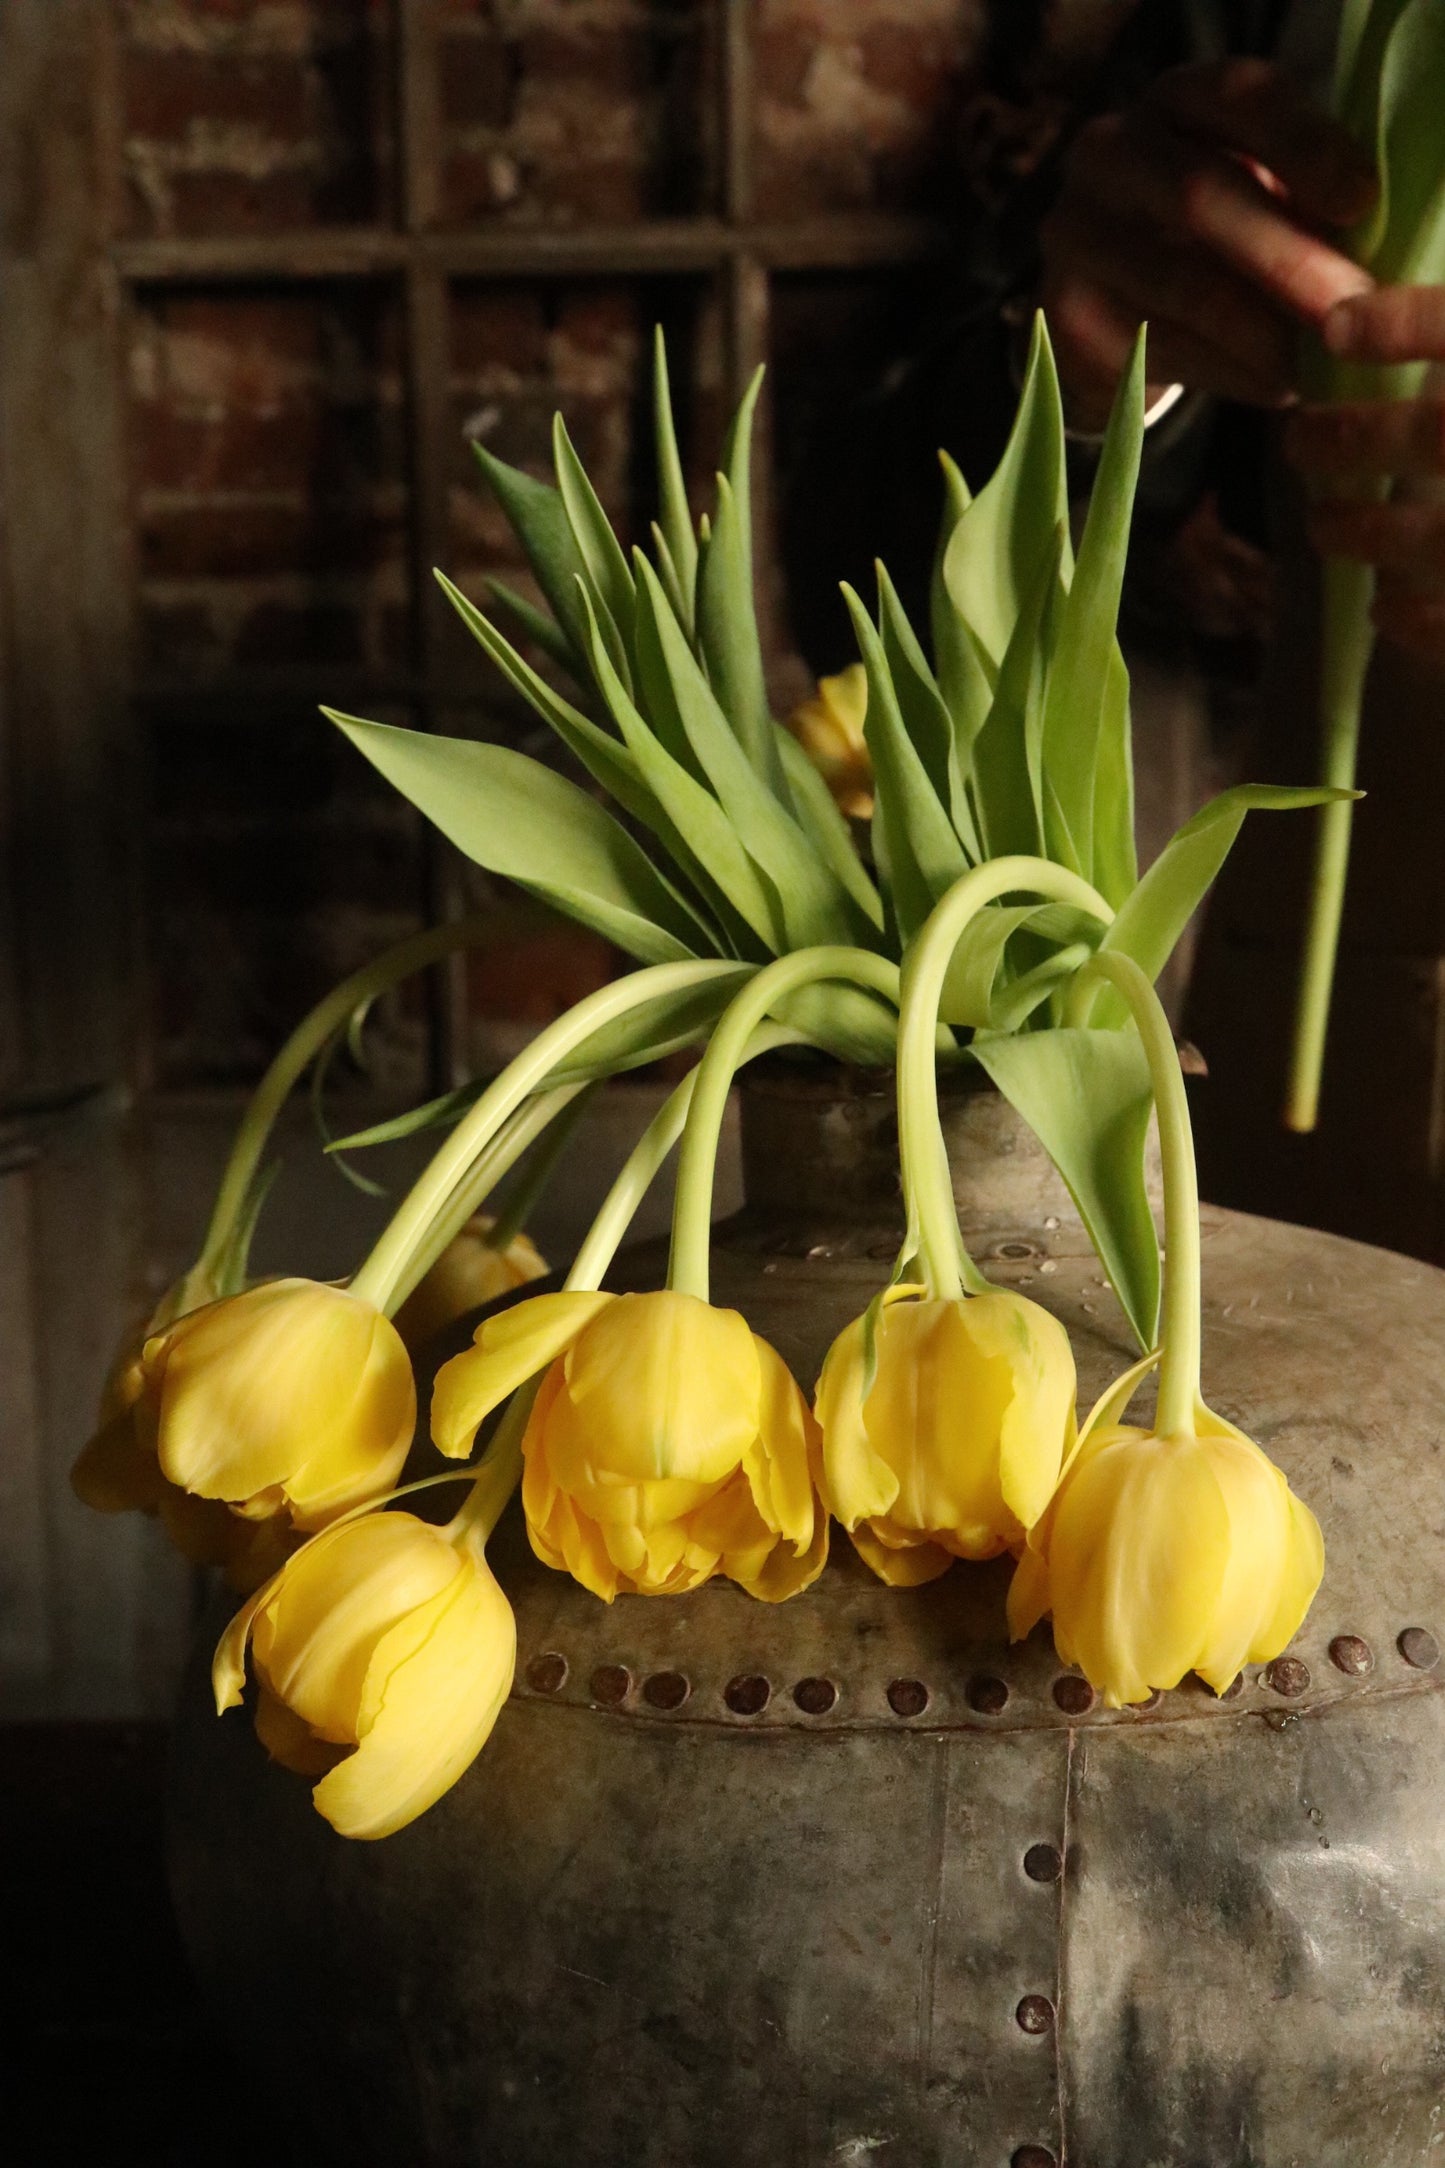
431, 1288, 828, 1602
785, 663, 873, 819
214, 1508, 515, 1840
143, 1278, 415, 1533
815, 1284, 1077, 1585
1008, 1402, 1325, 1708
393, 1215, 548, 1352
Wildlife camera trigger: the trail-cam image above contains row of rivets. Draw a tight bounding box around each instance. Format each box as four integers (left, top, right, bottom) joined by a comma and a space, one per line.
523, 1630, 1440, 1714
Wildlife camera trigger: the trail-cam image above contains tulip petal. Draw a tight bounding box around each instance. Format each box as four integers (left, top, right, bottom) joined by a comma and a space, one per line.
1252, 1490, 1325, 1668
312, 1557, 516, 1840
254, 1684, 345, 1778
815, 1312, 900, 1526
557, 1293, 761, 1487
1007, 1541, 1053, 1640
850, 1521, 955, 1587
71, 1407, 167, 1515
744, 1338, 820, 1552
431, 1291, 612, 1459
743, 1500, 830, 1601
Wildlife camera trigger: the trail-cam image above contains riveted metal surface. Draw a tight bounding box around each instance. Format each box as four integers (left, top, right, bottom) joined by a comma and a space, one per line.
168, 1071, 1445, 2166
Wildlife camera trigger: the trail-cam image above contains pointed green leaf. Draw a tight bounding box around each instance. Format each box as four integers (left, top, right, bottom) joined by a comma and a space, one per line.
1090, 645, 1139, 908
633, 556, 864, 949
697, 470, 779, 785
652, 326, 698, 615
1040, 331, 1145, 880
972, 1027, 1160, 1349
931, 450, 995, 760
471, 442, 590, 654
1091, 783, 1358, 1025
942, 314, 1072, 670
575, 587, 785, 954
552, 413, 636, 649
774, 725, 885, 930
876, 561, 979, 860
721, 363, 765, 547
772, 981, 903, 1068
968, 528, 1064, 862
480, 577, 581, 679
1366, 2, 1445, 290
328, 711, 712, 966
844, 586, 970, 944
649, 521, 693, 638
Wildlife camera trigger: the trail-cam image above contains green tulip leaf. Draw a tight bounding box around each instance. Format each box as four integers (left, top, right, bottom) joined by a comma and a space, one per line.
972, 1026, 1160, 1350
470, 442, 591, 656
697, 468, 780, 787
876, 561, 979, 860
1089, 646, 1140, 908
930, 449, 995, 761
773, 725, 886, 930
652, 327, 698, 622
552, 413, 637, 669
480, 578, 581, 679
327, 710, 710, 967
969, 527, 1065, 863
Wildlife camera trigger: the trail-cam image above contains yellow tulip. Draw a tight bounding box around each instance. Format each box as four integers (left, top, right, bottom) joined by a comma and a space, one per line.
785, 663, 873, 819
214, 1509, 515, 1840
1008, 1406, 1325, 1707
144, 1278, 415, 1531
431, 1288, 828, 1602
393, 1215, 548, 1351
815, 1286, 1077, 1585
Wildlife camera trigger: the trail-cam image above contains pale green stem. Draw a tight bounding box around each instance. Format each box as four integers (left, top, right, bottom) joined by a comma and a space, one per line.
350, 960, 744, 1316
1286, 555, 1376, 1133
485, 1083, 594, 1253
1074, 950, 1200, 1439
669, 949, 902, 1301
384, 1084, 586, 1317
196, 917, 501, 1281
898, 859, 1115, 1300
445, 1389, 534, 1549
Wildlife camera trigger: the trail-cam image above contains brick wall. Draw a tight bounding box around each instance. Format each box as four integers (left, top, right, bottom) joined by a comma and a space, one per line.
122, 0, 1136, 1092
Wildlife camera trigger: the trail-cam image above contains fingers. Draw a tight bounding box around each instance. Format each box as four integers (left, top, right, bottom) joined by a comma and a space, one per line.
1286, 397, 1445, 480
1373, 577, 1445, 666
1147, 58, 1378, 228
1324, 285, 1445, 365
1307, 499, 1445, 577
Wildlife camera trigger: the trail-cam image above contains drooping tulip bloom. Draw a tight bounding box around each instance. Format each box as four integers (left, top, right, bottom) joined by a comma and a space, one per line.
393, 1215, 548, 1352
815, 1286, 1077, 1585
1008, 1404, 1325, 1707
214, 1509, 515, 1840
145, 1278, 415, 1531
785, 663, 873, 818
431, 1289, 828, 1602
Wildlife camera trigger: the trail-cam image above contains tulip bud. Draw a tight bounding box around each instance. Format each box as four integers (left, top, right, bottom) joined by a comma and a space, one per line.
432, 1288, 828, 1602
785, 663, 873, 819
1008, 1409, 1325, 1707
816, 1287, 1077, 1584
393, 1215, 548, 1352
214, 1510, 515, 1839
146, 1278, 415, 1531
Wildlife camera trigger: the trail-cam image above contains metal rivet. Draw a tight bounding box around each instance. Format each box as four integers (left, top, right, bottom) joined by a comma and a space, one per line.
966, 1673, 1010, 1716
1265, 1657, 1311, 1699
1012, 2146, 1057, 2168
1132, 1689, 1163, 1713
1024, 1843, 1062, 1885
525, 1651, 567, 1695
724, 1674, 771, 1717
642, 1670, 689, 1711
1399, 1627, 1440, 1672
1016, 1994, 1055, 2036
793, 1676, 838, 1716
589, 1664, 631, 1707
1329, 1634, 1374, 1677
1053, 1674, 1096, 1716
1218, 1673, 1245, 1699
886, 1677, 929, 1719
996, 1241, 1038, 1261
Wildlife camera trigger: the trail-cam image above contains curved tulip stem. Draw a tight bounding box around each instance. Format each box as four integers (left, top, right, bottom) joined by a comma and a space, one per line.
446, 1391, 533, 1548
898, 858, 1115, 1300
198, 916, 503, 1288
668, 948, 903, 1301
567, 1024, 801, 1295
350, 960, 745, 1316
1071, 950, 1200, 1439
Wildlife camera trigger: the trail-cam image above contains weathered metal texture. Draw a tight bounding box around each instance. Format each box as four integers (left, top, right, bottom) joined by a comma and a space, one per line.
168, 1069, 1445, 2166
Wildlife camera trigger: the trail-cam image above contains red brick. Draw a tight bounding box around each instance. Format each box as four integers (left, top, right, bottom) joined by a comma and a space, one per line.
437, 29, 518, 129
858, 25, 965, 106
754, 25, 816, 104
124, 50, 313, 137
450, 288, 549, 377
138, 498, 404, 578
465, 924, 616, 1028
163, 162, 374, 236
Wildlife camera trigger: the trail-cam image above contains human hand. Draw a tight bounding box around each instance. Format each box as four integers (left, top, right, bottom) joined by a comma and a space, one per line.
1041, 59, 1377, 431
1288, 286, 1445, 666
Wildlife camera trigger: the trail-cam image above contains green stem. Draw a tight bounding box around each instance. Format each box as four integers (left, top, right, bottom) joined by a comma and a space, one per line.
197, 917, 499, 1281
350, 961, 744, 1316
668, 949, 901, 1301
1286, 555, 1376, 1134
898, 859, 1115, 1300
1075, 950, 1200, 1438
385, 1084, 586, 1316
445, 1389, 533, 1549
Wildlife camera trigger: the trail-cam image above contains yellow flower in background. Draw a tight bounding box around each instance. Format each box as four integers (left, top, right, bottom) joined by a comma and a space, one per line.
145, 1278, 415, 1532
1008, 1406, 1324, 1708
432, 1288, 828, 1602
214, 1510, 515, 1841
785, 663, 873, 819
393, 1215, 548, 1352
816, 1286, 1077, 1585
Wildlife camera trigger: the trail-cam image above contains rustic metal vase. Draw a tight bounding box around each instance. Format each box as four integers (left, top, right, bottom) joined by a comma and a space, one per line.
167, 1067, 1445, 2168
